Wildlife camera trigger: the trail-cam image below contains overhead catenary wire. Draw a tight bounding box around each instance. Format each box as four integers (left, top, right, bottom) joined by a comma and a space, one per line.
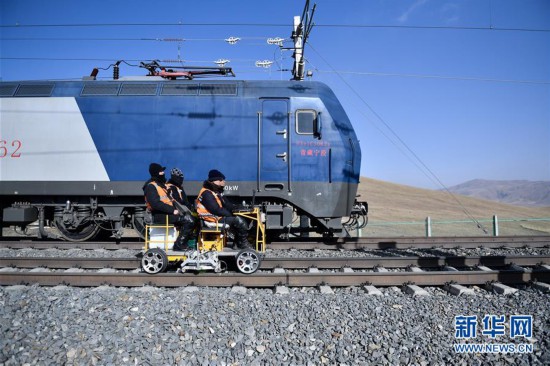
0, 57, 258, 63
2, 56, 547, 86
2, 17, 546, 86
315, 70, 550, 85
1, 22, 549, 33
3, 50, 547, 86
2, 20, 547, 86
0, 37, 270, 41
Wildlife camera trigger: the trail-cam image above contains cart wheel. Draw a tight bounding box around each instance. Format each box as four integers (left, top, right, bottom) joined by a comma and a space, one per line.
141, 248, 168, 274
235, 249, 261, 274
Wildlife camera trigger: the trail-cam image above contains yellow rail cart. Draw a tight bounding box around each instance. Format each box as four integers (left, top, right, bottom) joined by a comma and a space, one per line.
140, 207, 265, 274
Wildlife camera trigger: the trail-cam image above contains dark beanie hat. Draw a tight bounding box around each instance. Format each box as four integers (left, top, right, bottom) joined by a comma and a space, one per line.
208, 169, 226, 181
149, 163, 165, 177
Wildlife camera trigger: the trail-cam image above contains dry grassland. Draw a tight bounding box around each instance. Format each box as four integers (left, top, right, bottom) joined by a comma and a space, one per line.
357, 177, 550, 237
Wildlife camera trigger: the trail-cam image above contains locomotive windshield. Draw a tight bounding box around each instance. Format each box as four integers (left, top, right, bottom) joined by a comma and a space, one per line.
296, 110, 317, 135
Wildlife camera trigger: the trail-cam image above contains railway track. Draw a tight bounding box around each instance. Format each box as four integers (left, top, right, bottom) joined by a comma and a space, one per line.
1, 235, 549, 250
1, 255, 549, 270
1, 255, 549, 289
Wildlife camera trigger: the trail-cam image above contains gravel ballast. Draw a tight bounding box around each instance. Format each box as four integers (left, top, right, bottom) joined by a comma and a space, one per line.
1, 285, 548, 365
1, 246, 549, 364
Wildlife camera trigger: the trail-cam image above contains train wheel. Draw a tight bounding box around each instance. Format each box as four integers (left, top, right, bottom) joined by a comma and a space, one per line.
141, 248, 168, 274
235, 249, 261, 274
54, 218, 101, 242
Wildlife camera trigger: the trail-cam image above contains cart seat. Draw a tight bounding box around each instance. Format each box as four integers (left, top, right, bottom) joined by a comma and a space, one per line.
201, 220, 229, 230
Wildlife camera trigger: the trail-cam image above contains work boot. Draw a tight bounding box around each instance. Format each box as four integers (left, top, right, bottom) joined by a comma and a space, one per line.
235, 235, 251, 249
232, 217, 251, 249
173, 233, 189, 251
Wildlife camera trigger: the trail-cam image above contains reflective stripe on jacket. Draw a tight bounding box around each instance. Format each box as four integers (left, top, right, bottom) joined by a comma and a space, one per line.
196, 187, 222, 222
145, 181, 173, 211
166, 182, 182, 201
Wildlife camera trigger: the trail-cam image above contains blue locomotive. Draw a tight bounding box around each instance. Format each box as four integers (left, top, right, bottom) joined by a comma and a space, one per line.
0, 62, 366, 241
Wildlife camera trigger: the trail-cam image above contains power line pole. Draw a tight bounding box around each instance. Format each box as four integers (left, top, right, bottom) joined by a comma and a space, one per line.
292, 15, 304, 81
291, 0, 316, 81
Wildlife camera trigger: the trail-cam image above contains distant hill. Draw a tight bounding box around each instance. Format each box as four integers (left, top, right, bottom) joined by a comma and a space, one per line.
357, 177, 550, 236
445, 179, 550, 207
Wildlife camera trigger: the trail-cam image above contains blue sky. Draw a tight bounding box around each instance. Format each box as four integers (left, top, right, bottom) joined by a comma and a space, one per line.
1, 0, 549, 189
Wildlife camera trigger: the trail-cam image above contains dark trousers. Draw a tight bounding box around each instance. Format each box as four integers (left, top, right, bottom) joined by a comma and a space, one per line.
219, 216, 249, 247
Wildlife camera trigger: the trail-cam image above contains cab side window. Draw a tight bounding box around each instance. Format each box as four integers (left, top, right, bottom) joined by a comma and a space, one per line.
296, 110, 317, 135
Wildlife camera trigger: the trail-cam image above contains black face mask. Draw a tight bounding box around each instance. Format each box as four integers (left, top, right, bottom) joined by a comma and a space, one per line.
154, 175, 167, 184
213, 182, 225, 193
205, 180, 224, 193
170, 175, 184, 187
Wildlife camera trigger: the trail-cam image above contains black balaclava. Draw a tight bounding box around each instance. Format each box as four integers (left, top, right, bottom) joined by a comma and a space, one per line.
170, 175, 183, 187
149, 163, 166, 184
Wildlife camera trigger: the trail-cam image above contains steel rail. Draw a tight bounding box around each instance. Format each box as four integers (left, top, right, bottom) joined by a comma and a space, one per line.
1, 255, 548, 270
0, 257, 141, 269
260, 255, 550, 269
0, 270, 548, 287
269, 235, 550, 250
0, 235, 548, 250
0, 240, 140, 250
